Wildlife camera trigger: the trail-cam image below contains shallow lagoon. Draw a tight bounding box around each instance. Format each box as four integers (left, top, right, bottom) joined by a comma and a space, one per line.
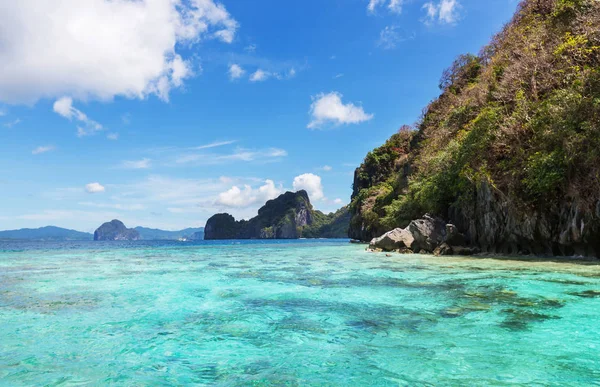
1, 240, 599, 386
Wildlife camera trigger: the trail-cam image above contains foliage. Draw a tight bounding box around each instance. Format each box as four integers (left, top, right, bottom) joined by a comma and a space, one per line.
302, 206, 351, 238
350, 0, 600, 240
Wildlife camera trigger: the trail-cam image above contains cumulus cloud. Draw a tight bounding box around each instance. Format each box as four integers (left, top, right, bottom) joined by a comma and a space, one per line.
32, 145, 55, 155
250, 69, 270, 82
85, 182, 105, 194
333, 198, 343, 205
0, 0, 237, 104
229, 64, 245, 80
53, 97, 104, 137
293, 173, 324, 201
423, 0, 461, 25
368, 0, 404, 14
121, 158, 151, 169
217, 180, 282, 208
308, 92, 373, 129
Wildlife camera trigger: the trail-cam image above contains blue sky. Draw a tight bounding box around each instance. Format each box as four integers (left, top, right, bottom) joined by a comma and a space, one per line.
0, 0, 518, 232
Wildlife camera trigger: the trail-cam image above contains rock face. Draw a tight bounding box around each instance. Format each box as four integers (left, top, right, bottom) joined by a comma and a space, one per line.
204, 214, 242, 240
407, 215, 447, 252
94, 220, 140, 241
205, 191, 350, 240
449, 180, 600, 257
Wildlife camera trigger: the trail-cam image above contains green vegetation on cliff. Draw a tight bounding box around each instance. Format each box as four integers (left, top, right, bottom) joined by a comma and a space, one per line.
303, 206, 352, 238
351, 0, 600, 255
205, 191, 349, 240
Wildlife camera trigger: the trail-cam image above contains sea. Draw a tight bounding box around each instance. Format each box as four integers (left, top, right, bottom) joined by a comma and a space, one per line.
1, 239, 599, 386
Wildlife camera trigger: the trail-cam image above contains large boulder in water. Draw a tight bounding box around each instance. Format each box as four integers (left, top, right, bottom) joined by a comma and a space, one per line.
94, 220, 140, 241
407, 215, 447, 253
369, 228, 415, 252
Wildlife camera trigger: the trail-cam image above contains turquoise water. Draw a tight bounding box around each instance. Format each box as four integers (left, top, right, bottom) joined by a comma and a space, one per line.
1, 240, 600, 386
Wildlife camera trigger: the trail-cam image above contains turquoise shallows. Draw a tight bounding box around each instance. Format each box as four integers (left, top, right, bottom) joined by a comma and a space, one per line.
1, 240, 600, 386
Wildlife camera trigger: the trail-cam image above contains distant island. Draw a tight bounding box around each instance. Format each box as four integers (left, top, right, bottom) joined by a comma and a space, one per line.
94, 220, 141, 241
0, 224, 204, 241
0, 226, 93, 241
93, 220, 205, 241
205, 190, 350, 240
134, 227, 204, 241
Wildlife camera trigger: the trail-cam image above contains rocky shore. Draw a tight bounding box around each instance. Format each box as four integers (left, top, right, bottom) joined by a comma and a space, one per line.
368, 214, 479, 256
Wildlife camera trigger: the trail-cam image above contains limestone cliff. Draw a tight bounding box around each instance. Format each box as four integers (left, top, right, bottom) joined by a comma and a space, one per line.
205, 190, 349, 240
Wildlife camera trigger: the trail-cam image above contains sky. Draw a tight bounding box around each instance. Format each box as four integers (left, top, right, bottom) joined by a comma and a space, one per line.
0, 0, 520, 232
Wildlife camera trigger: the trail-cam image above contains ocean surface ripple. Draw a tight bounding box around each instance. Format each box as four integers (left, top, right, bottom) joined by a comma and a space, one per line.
1, 240, 599, 386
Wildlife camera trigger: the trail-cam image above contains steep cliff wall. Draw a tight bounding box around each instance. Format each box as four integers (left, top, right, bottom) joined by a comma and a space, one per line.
350, 0, 600, 256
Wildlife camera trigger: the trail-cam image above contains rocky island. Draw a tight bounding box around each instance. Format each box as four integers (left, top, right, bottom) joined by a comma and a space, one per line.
94, 220, 140, 241
351, 0, 600, 257
205, 190, 350, 240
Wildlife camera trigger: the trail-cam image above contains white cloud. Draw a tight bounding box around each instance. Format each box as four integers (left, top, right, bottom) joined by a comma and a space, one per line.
368, 0, 404, 14
3, 118, 21, 128
333, 198, 343, 205
293, 173, 324, 201
85, 182, 105, 194
320, 165, 333, 172
122, 158, 151, 170
423, 0, 461, 25
0, 0, 237, 104
53, 97, 104, 137
308, 92, 373, 129
192, 140, 237, 150
107, 133, 119, 141
175, 147, 287, 165
334, 73, 344, 79
388, 0, 404, 13
250, 69, 270, 82
378, 26, 414, 50
217, 180, 282, 208
32, 145, 55, 155
245, 44, 257, 53
229, 64, 245, 80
